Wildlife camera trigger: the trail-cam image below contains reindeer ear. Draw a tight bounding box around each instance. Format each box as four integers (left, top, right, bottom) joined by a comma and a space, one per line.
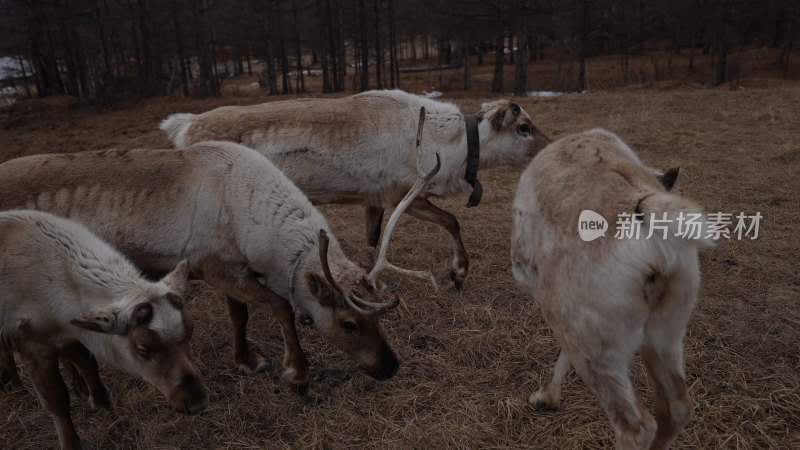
657, 167, 680, 191
161, 259, 190, 295
70, 310, 127, 335
305, 272, 340, 307
491, 102, 519, 131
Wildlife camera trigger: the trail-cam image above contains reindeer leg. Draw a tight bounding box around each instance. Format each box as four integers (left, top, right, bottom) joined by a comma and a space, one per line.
18, 344, 83, 450
641, 268, 699, 450
226, 287, 309, 393
62, 361, 89, 398
405, 197, 469, 290
226, 298, 271, 374
529, 350, 570, 411
365, 206, 385, 248
201, 261, 309, 392
0, 342, 21, 390
61, 342, 112, 411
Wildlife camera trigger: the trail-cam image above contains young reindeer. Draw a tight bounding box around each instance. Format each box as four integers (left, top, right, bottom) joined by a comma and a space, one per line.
0, 210, 207, 450
0, 141, 439, 391
160, 89, 551, 289
511, 129, 713, 449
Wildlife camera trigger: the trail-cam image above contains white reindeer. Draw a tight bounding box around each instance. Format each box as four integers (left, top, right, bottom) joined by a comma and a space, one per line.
511, 129, 713, 449
160, 89, 551, 289
0, 141, 439, 391
0, 210, 207, 450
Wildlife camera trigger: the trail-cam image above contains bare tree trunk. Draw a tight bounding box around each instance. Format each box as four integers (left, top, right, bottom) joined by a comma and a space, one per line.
358, 0, 369, 91
491, 38, 504, 93
462, 38, 470, 91
193, 0, 217, 96
491, 2, 507, 93
633, 0, 645, 55
102, 0, 127, 80
514, 32, 528, 96
714, 0, 736, 86
293, 0, 305, 93
137, 0, 156, 88
29, 0, 64, 97
125, 0, 143, 78
171, 0, 190, 96
373, 0, 383, 89
18, 55, 33, 98
388, 0, 399, 87
784, 0, 796, 78
263, 0, 279, 95
333, 0, 347, 91
210, 22, 219, 94
688, 7, 696, 70
578, 0, 589, 91
55, 0, 80, 96
317, 0, 332, 93
273, 0, 290, 94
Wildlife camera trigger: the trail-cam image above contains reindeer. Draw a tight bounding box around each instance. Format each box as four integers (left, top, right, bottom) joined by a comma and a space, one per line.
0, 210, 207, 450
511, 129, 713, 449
0, 141, 439, 392
160, 89, 551, 289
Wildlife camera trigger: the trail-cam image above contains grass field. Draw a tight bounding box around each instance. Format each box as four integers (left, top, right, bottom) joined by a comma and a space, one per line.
0, 80, 798, 448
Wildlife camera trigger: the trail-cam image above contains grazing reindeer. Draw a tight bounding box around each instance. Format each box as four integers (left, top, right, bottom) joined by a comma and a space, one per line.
0, 141, 438, 390
511, 129, 713, 449
160, 89, 551, 289
0, 210, 207, 450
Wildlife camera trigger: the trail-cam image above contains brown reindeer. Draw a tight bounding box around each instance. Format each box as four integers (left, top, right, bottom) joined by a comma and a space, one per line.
0, 141, 439, 391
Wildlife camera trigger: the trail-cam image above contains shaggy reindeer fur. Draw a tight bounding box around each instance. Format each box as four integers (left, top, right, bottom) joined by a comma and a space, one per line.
160, 90, 551, 289
0, 142, 405, 391
0, 210, 205, 450
511, 129, 714, 449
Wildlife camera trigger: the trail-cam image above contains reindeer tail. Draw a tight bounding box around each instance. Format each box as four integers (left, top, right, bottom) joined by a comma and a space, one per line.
159, 113, 197, 148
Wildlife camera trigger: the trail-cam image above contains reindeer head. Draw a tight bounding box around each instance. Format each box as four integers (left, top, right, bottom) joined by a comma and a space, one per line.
300, 243, 400, 380
477, 99, 551, 166
293, 152, 442, 380
70, 260, 209, 414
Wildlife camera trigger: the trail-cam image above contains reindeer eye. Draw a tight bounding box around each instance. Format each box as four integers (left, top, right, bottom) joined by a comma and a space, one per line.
136, 345, 155, 359
340, 320, 359, 333
299, 313, 314, 326
518, 123, 531, 135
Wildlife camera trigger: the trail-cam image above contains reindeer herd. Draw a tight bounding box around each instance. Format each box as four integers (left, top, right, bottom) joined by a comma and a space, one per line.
0, 90, 712, 449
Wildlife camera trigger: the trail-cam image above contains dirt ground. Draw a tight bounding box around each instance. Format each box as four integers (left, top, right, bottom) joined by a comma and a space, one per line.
0, 74, 799, 448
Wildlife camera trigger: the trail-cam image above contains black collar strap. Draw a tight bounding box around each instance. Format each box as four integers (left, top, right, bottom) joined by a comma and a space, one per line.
464, 115, 483, 208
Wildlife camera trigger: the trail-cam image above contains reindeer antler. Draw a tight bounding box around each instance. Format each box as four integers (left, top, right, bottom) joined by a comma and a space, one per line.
367, 153, 441, 291
318, 229, 399, 315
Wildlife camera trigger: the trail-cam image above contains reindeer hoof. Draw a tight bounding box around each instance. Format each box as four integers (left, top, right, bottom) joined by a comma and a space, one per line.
237, 352, 273, 374
90, 395, 113, 412
531, 399, 559, 411
0, 371, 21, 391
291, 382, 310, 396
253, 360, 272, 374
450, 270, 466, 290
528, 392, 559, 411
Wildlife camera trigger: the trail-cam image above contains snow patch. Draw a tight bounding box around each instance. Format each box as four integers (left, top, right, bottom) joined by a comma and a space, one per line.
527, 91, 565, 97
419, 90, 443, 98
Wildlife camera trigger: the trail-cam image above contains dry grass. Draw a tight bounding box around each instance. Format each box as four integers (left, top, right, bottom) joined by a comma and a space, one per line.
0, 82, 799, 449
